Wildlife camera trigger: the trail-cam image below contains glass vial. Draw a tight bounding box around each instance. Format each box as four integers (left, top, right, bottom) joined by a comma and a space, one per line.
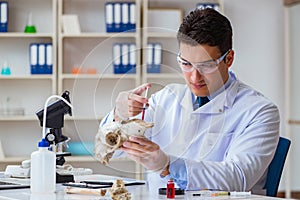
167, 178, 175, 199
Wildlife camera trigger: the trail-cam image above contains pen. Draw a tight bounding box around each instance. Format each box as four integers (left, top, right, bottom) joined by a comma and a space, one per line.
62, 182, 112, 189
80, 181, 113, 185
141, 87, 149, 120
192, 191, 251, 197
80, 181, 145, 187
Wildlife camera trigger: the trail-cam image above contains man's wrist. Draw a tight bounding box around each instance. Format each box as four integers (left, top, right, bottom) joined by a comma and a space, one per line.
160, 161, 170, 178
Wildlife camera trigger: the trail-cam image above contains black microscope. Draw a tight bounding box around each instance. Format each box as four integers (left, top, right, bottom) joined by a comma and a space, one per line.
36, 90, 74, 183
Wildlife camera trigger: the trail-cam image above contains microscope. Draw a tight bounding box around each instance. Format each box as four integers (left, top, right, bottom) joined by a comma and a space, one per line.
36, 90, 74, 183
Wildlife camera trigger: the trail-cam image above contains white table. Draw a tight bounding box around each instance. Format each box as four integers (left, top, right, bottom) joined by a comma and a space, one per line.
0, 174, 292, 200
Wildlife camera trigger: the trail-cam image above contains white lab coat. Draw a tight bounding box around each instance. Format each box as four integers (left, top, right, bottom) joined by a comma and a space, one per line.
100, 73, 279, 195
143, 75, 279, 194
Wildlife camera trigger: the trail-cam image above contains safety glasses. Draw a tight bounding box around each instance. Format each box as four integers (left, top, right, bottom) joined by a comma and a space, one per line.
177, 50, 230, 74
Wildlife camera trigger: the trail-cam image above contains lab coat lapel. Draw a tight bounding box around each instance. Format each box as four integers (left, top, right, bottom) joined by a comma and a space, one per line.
190, 80, 239, 114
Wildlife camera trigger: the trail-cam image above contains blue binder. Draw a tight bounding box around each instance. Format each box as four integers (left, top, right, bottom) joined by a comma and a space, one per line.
128, 3, 136, 32
114, 3, 121, 32
105, 2, 114, 32
106, 2, 136, 33
45, 43, 53, 74
121, 44, 129, 73
196, 3, 220, 11
128, 44, 136, 73
113, 43, 122, 74
0, 1, 8, 32
147, 43, 162, 73
121, 3, 129, 32
38, 44, 46, 74
30, 43, 38, 74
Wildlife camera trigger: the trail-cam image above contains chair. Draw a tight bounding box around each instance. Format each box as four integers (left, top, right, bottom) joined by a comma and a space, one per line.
264, 137, 291, 197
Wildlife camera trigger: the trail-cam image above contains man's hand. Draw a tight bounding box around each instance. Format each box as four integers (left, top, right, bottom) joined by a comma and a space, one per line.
114, 83, 151, 121
121, 136, 169, 172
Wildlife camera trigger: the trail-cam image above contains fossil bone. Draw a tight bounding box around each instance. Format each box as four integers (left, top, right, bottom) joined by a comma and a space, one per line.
94, 119, 154, 164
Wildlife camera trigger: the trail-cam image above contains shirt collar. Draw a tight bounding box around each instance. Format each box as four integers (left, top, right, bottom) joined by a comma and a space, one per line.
192, 71, 234, 102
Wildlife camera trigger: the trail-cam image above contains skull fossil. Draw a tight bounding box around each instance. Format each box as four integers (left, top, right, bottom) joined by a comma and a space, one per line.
94, 119, 154, 164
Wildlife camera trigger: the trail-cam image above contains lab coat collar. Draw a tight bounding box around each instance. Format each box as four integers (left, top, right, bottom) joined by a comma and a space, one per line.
181, 71, 239, 114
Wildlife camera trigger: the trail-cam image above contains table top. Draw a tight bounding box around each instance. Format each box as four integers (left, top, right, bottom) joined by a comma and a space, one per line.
0, 174, 292, 200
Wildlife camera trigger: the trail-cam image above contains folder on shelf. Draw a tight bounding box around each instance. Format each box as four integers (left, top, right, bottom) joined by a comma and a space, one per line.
121, 3, 129, 32
45, 43, 53, 74
0, 1, 8, 32
30, 43, 38, 74
105, 2, 136, 33
38, 44, 46, 74
147, 43, 162, 73
113, 43, 136, 74
121, 44, 129, 74
129, 3, 136, 32
105, 2, 114, 32
129, 44, 136, 73
114, 3, 121, 32
113, 43, 121, 74
196, 3, 220, 11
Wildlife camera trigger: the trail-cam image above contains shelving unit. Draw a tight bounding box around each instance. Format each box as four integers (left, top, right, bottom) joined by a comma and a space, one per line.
0, 0, 223, 180
0, 0, 57, 161
57, 0, 142, 179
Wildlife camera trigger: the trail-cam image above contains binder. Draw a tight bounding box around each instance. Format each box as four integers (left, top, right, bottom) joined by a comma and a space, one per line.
30, 43, 38, 74
105, 3, 114, 32
114, 3, 121, 32
105, 2, 136, 33
147, 43, 162, 73
129, 44, 136, 73
146, 43, 153, 73
121, 44, 129, 73
153, 43, 162, 73
0, 1, 8, 32
45, 43, 53, 74
38, 44, 46, 74
113, 43, 121, 74
129, 3, 136, 32
196, 3, 219, 11
121, 3, 129, 32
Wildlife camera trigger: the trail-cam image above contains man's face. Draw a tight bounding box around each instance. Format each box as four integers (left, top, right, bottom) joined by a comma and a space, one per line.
179, 43, 234, 97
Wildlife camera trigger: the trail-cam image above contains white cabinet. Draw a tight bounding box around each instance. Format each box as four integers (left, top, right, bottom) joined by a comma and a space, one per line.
0, 0, 57, 159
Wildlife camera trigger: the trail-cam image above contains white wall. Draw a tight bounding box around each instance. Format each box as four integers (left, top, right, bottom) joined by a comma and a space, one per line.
223, 0, 296, 191
288, 4, 300, 191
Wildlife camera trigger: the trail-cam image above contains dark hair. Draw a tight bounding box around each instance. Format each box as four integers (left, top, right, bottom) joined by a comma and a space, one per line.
177, 8, 232, 54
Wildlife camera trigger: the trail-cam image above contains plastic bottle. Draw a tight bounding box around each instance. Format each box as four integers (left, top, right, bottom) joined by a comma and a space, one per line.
30, 138, 56, 194
166, 178, 175, 199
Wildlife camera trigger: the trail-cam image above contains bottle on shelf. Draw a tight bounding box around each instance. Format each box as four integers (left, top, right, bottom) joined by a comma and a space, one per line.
24, 12, 37, 33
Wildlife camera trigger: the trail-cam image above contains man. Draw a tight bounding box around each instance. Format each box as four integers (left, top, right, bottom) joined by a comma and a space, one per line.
99, 8, 279, 194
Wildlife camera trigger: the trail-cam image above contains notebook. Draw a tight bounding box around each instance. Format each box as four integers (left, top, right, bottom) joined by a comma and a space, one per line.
0, 178, 30, 190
